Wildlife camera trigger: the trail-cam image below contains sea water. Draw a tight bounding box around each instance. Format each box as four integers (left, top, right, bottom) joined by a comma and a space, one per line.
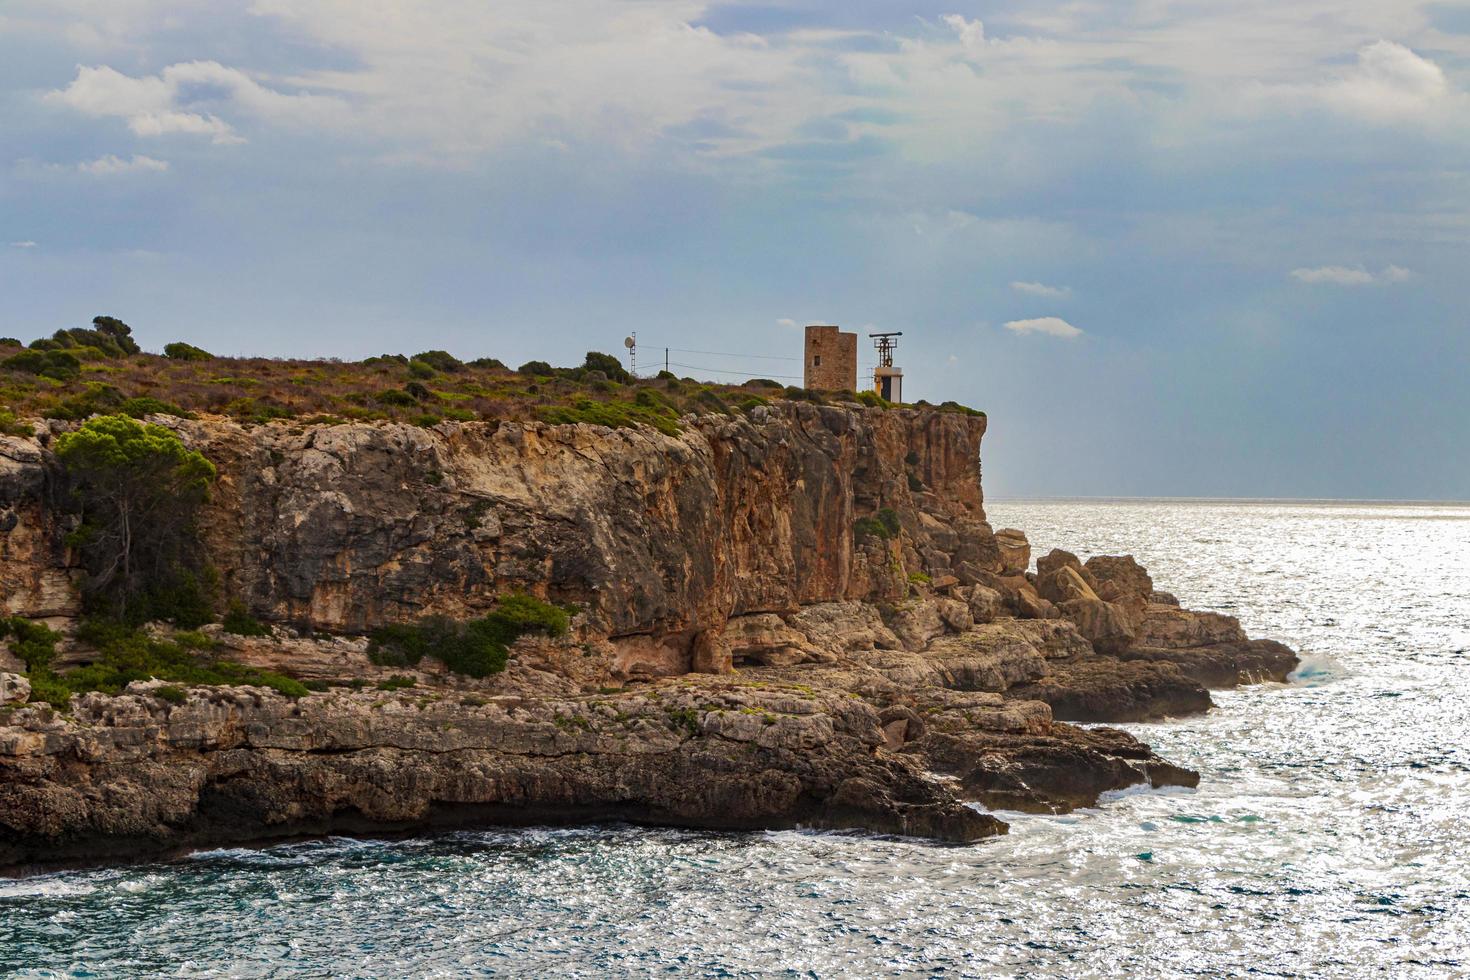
3, 499, 1468, 978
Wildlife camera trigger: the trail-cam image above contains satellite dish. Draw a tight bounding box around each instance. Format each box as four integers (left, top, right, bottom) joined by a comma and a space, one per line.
623, 336, 636, 349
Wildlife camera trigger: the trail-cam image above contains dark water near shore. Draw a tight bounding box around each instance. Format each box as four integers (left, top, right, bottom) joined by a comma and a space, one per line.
4, 499, 1469, 978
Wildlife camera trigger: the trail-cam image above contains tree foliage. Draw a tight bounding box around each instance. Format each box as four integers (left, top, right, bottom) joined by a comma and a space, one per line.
55, 415, 216, 621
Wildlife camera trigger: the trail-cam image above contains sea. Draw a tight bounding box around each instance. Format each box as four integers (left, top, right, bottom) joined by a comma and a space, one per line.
3, 499, 1468, 978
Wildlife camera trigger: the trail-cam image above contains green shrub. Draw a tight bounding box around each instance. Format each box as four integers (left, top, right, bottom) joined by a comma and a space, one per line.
0, 410, 32, 437
368, 594, 569, 678
221, 601, 270, 637
537, 397, 680, 437
517, 360, 554, 376
376, 389, 418, 407
469, 357, 506, 370
908, 571, 932, 585
907, 472, 925, 492
582, 351, 630, 383
15, 622, 310, 704
855, 507, 902, 541
936, 400, 985, 417
412, 350, 464, 373
1, 617, 61, 672
120, 396, 191, 419
404, 381, 432, 401
746, 378, 783, 389
163, 342, 213, 361
377, 674, 416, 691
4, 348, 81, 380
406, 360, 437, 379
153, 684, 187, 704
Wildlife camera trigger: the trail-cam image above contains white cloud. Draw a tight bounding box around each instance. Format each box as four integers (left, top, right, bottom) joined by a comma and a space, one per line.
10, 241, 38, 248
1324, 41, 1449, 120
75, 153, 169, 175
946, 354, 959, 365
1004, 316, 1082, 338
941, 14, 986, 50
48, 60, 345, 145
1290, 265, 1414, 285
776, 318, 797, 329
1010, 280, 1071, 299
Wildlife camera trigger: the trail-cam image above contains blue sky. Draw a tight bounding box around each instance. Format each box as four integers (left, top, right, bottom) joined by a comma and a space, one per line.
2, 2, 1467, 498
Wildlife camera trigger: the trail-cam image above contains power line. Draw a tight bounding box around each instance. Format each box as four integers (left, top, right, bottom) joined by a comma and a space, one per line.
665, 360, 806, 381
644, 345, 801, 362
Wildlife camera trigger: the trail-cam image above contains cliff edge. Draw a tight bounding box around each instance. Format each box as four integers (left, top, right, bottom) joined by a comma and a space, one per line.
0, 403, 1296, 869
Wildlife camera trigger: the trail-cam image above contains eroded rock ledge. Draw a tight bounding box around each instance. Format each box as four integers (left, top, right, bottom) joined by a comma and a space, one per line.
0, 407, 1297, 869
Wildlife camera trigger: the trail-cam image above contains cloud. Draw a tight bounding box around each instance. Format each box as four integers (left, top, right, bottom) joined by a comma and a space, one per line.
941, 14, 986, 50
47, 60, 345, 145
75, 153, 169, 175
1004, 316, 1082, 338
10, 241, 38, 248
1010, 280, 1071, 299
776, 318, 798, 329
1290, 265, 1414, 285
1323, 41, 1449, 120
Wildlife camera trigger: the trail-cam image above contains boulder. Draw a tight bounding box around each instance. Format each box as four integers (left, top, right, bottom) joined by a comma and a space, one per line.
935, 597, 973, 633
1083, 555, 1154, 603
993, 528, 1031, 575
1135, 606, 1247, 649
724, 613, 816, 666
1058, 597, 1136, 654
785, 602, 901, 655
1036, 548, 1087, 582
690, 630, 733, 674
965, 584, 1004, 624
1037, 565, 1098, 605
886, 599, 947, 651
0, 673, 30, 706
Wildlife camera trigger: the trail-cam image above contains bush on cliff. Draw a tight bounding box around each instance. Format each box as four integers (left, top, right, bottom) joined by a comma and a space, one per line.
221, 601, 271, 637
368, 594, 570, 678
55, 415, 217, 624
854, 507, 902, 541
164, 342, 214, 361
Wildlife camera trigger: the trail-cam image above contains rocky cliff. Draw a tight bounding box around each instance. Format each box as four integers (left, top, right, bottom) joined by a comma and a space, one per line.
0, 404, 1297, 870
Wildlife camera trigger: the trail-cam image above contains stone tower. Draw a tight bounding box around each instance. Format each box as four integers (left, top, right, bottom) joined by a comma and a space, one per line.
803, 324, 857, 391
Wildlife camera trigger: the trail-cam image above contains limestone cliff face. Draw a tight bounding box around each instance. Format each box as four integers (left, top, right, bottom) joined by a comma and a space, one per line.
0, 436, 76, 622
2, 405, 995, 644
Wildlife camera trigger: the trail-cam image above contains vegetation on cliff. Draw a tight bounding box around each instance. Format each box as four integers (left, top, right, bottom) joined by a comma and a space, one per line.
0, 317, 983, 432
1, 616, 308, 707
368, 594, 570, 678
55, 415, 217, 624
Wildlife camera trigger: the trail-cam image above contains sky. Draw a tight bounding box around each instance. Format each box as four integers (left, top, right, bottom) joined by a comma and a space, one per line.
1, 1, 1467, 499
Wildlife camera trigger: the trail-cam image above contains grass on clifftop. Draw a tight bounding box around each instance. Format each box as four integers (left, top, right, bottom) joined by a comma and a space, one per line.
0, 316, 984, 433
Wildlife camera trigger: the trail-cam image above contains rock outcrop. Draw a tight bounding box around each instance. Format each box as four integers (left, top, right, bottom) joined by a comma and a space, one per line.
0, 405, 1299, 869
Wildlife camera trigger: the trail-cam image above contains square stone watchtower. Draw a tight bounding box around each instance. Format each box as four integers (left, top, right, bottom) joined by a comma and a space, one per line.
803, 324, 857, 391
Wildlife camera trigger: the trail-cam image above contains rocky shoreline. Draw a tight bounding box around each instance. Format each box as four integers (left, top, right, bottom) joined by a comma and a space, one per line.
0, 405, 1297, 871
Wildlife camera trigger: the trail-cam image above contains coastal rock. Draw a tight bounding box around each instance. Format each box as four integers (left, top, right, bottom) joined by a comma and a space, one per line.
1135, 605, 1247, 649
964, 584, 1004, 624
1083, 555, 1154, 603
993, 528, 1031, 575
725, 613, 817, 666
1008, 659, 1212, 722
0, 673, 29, 706
0, 682, 1007, 868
